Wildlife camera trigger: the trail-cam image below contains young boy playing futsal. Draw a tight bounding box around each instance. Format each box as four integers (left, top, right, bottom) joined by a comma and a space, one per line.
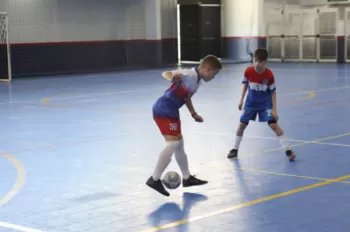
146, 55, 222, 196
227, 48, 296, 161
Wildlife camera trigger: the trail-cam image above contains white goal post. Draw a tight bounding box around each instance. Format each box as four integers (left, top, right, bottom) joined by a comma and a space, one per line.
0, 12, 12, 82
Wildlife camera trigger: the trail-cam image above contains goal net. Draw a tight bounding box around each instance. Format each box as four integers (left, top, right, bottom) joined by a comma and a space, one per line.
0, 12, 12, 82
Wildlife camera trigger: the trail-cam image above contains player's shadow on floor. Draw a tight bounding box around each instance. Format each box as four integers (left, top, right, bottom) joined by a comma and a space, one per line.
147, 192, 208, 231
229, 157, 242, 172
228, 158, 250, 185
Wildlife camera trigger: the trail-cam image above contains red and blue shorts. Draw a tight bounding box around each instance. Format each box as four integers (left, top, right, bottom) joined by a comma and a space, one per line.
153, 116, 181, 136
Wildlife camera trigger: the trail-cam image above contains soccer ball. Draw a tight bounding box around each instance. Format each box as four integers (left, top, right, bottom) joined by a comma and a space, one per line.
162, 171, 181, 189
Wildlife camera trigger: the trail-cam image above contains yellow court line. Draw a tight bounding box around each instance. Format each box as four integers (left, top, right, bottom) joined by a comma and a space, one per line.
243, 132, 350, 158
283, 91, 315, 103
0, 152, 26, 206
240, 167, 350, 184
142, 131, 350, 232
41, 93, 79, 109
142, 174, 350, 232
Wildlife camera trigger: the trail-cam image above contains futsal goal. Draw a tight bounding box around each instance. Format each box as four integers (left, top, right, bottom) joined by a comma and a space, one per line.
0, 12, 12, 82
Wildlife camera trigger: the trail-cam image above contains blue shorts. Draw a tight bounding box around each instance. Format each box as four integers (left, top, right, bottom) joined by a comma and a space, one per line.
240, 107, 275, 124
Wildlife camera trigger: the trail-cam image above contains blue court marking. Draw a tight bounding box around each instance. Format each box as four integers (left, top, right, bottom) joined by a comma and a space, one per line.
0, 63, 350, 231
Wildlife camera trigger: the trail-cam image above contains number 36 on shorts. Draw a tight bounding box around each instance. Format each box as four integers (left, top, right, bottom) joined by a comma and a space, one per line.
153, 116, 181, 136
169, 123, 178, 131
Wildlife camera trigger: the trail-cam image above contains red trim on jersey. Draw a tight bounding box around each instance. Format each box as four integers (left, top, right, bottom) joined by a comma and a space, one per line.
168, 82, 189, 100
244, 66, 275, 85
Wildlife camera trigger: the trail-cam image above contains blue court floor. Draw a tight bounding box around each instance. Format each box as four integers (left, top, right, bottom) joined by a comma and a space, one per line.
1, 63, 350, 232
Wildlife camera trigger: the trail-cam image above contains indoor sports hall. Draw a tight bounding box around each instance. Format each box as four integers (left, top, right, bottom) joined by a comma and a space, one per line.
1, 0, 350, 231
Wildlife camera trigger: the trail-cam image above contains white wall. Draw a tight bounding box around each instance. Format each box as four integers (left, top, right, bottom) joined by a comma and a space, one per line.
222, 0, 261, 37
264, 0, 320, 36
0, 0, 177, 43
160, 0, 177, 39
264, 0, 284, 36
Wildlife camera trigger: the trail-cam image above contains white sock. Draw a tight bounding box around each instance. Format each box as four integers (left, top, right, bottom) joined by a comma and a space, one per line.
174, 139, 191, 179
152, 141, 180, 180
278, 135, 290, 151
233, 136, 243, 149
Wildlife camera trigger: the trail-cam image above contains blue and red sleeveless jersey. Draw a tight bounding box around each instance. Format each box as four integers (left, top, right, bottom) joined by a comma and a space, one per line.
152, 67, 202, 119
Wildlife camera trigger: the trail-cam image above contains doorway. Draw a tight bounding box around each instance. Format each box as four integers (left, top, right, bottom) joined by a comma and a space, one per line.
177, 4, 221, 64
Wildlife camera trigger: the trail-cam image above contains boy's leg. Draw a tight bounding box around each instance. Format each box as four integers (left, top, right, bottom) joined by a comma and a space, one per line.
259, 109, 296, 161
268, 122, 296, 161
146, 117, 182, 196
228, 108, 256, 158
174, 136, 208, 187
151, 136, 180, 181
147, 117, 207, 196
227, 122, 248, 158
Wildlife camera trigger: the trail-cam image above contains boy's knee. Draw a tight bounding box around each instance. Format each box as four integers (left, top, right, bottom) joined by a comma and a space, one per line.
268, 121, 278, 129
268, 121, 284, 136
268, 120, 277, 126
238, 122, 248, 131
164, 135, 181, 142
236, 122, 248, 137
164, 140, 181, 151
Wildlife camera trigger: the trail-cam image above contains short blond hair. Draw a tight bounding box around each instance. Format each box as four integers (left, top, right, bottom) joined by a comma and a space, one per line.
200, 55, 222, 70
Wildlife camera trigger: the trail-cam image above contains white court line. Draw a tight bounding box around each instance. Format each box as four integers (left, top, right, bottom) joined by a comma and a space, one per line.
0, 88, 163, 105
247, 135, 350, 147
44, 88, 163, 101
40, 84, 350, 101
194, 131, 350, 148
0, 221, 44, 232
1, 83, 350, 105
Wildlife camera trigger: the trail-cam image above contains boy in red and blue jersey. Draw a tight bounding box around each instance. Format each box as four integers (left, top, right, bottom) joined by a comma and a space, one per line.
228, 49, 296, 161
147, 55, 222, 197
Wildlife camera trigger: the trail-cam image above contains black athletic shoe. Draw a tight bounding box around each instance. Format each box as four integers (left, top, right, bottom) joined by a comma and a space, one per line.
183, 175, 208, 187
146, 176, 170, 197
286, 150, 296, 161
227, 149, 238, 159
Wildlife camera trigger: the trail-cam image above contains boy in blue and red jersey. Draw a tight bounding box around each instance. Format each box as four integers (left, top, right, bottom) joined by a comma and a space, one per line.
228, 48, 296, 161
147, 55, 222, 197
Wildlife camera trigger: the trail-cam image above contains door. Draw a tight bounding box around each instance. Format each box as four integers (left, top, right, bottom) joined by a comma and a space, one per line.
266, 10, 283, 62
283, 10, 301, 61
345, 7, 350, 62
198, 5, 221, 58
318, 8, 338, 62
180, 5, 200, 61
301, 9, 318, 62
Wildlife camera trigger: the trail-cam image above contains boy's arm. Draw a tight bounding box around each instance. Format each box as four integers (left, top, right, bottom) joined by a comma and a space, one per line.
162, 71, 182, 83
240, 69, 249, 103
271, 91, 277, 111
269, 75, 277, 111
186, 97, 203, 122
185, 97, 196, 116
240, 84, 248, 103
162, 71, 173, 81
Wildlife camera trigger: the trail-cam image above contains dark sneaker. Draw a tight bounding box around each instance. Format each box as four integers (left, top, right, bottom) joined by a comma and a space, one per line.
183, 175, 208, 187
146, 176, 170, 196
286, 150, 296, 161
227, 149, 238, 159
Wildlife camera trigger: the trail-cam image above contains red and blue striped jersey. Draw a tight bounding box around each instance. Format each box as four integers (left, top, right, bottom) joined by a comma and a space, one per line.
242, 66, 276, 109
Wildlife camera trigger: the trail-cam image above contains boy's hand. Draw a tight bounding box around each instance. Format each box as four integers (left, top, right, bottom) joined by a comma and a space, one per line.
172, 73, 183, 82
272, 109, 279, 121
238, 100, 243, 111
192, 113, 204, 122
